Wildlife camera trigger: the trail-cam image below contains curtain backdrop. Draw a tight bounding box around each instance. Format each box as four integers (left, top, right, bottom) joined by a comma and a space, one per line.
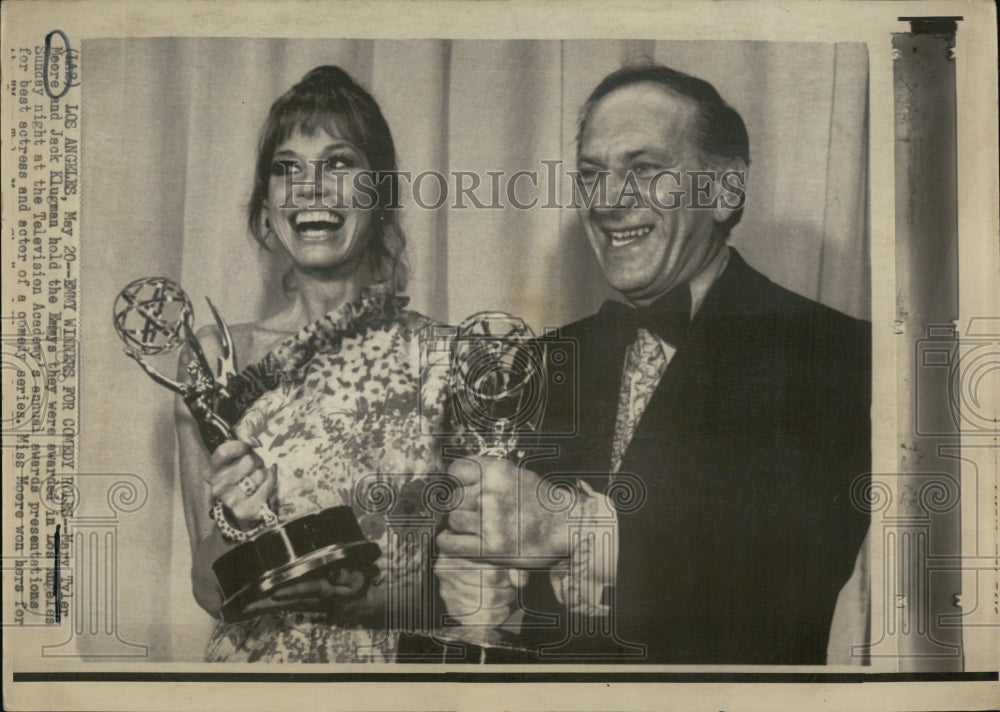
81, 38, 869, 660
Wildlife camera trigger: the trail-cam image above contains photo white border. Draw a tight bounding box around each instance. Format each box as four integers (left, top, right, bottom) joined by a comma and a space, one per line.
2, 1, 997, 710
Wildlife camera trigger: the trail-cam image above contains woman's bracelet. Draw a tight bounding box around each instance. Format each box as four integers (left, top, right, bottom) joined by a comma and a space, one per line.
209, 499, 266, 543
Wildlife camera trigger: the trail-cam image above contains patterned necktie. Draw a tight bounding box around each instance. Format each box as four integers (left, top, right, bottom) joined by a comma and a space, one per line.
604, 286, 691, 473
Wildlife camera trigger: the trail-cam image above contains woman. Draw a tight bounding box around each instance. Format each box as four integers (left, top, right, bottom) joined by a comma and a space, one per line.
177, 65, 451, 663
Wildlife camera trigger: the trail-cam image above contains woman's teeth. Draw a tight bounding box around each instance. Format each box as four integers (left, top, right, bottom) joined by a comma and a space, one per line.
606, 225, 653, 246
292, 210, 345, 238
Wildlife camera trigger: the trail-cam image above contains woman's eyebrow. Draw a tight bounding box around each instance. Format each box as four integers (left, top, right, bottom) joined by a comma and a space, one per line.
321, 140, 361, 153
273, 141, 361, 159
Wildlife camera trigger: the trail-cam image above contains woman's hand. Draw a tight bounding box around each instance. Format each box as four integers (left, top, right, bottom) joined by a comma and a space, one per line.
205, 440, 277, 530
241, 568, 380, 619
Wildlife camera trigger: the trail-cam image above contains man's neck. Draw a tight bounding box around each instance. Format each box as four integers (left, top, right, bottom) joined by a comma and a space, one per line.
622, 246, 730, 318
687, 245, 730, 319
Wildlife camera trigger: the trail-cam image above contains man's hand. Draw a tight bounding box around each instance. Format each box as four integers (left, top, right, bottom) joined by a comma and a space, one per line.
436, 456, 569, 568
434, 557, 518, 627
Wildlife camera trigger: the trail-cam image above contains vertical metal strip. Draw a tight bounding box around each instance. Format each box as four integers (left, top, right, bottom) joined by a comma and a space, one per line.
890, 16, 964, 672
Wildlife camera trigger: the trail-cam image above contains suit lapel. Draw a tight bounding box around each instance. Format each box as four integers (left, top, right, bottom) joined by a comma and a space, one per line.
570, 309, 632, 478
618, 251, 753, 474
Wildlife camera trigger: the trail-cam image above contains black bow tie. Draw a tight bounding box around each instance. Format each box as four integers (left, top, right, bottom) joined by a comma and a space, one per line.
600, 285, 692, 347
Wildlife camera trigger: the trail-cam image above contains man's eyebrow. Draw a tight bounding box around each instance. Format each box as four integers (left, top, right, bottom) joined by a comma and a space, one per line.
623, 147, 672, 162
577, 147, 672, 165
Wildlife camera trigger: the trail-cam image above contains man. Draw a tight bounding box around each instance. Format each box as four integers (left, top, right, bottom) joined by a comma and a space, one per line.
435, 64, 871, 665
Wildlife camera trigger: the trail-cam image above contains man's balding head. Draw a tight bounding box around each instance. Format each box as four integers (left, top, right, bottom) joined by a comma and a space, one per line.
578, 63, 749, 169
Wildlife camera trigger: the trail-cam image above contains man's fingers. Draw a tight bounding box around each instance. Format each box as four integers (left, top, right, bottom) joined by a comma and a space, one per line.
446, 510, 480, 535
449, 456, 528, 496
444, 458, 481, 511
436, 530, 482, 558
434, 558, 483, 586
448, 482, 480, 511
447, 457, 485, 486
435, 558, 514, 587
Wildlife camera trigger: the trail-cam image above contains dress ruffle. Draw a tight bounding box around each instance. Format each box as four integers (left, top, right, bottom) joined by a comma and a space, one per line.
224, 285, 409, 421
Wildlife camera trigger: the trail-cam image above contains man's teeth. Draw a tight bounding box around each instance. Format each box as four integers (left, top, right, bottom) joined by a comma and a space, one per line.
607, 226, 653, 244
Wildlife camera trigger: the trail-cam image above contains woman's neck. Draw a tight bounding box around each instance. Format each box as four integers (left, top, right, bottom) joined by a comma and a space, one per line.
260, 267, 368, 333
292, 271, 365, 325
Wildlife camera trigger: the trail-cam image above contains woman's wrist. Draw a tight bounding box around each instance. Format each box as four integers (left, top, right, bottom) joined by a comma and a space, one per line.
209, 499, 267, 542
192, 531, 231, 617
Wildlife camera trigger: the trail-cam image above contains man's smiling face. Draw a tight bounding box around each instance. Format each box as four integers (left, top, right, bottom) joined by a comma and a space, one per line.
577, 82, 726, 306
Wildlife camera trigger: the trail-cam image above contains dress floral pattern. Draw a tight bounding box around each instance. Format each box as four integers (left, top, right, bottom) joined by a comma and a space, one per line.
205, 286, 453, 663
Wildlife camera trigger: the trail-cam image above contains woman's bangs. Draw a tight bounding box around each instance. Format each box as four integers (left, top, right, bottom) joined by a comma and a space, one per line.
273, 101, 363, 153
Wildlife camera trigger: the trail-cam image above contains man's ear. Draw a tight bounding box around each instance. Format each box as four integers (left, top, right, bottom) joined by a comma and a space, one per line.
712, 158, 748, 225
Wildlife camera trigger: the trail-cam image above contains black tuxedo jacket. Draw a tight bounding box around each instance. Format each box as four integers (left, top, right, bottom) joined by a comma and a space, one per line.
528, 250, 871, 664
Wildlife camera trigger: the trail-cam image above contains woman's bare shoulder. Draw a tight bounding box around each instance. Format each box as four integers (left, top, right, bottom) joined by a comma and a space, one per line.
188, 321, 293, 373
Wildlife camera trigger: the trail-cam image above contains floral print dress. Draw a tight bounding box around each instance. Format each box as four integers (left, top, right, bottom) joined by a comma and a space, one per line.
204, 287, 452, 663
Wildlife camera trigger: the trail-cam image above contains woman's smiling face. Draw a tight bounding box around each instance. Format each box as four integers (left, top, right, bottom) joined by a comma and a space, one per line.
265, 121, 374, 277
